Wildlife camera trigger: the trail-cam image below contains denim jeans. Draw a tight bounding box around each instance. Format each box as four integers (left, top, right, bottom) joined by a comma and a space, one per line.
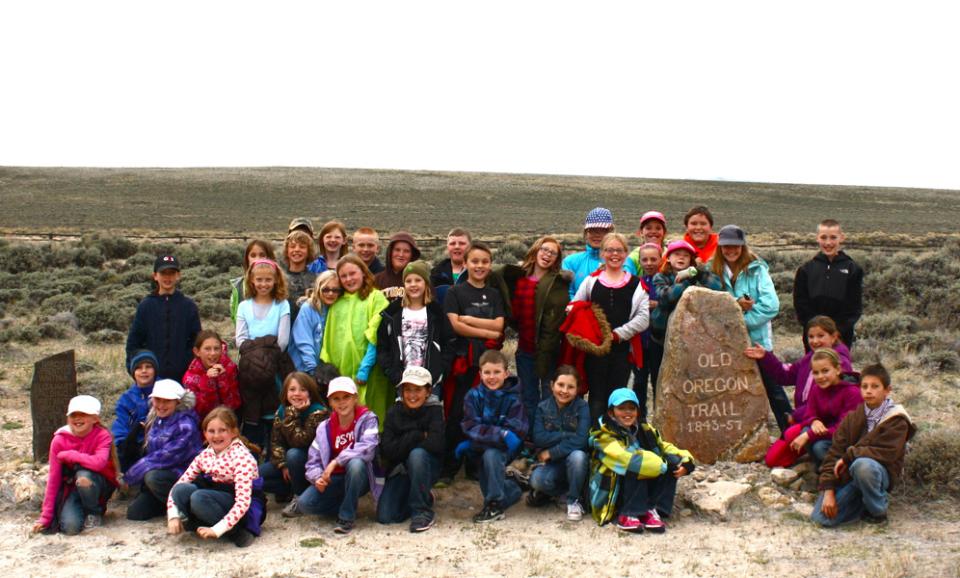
632, 339, 663, 419
127, 468, 179, 520
528, 450, 589, 505
170, 482, 236, 527
810, 439, 832, 472
473, 448, 521, 508
259, 447, 310, 498
377, 448, 440, 524
811, 457, 890, 527
516, 350, 550, 429
619, 473, 678, 518
60, 469, 112, 535
242, 420, 274, 457
297, 458, 370, 522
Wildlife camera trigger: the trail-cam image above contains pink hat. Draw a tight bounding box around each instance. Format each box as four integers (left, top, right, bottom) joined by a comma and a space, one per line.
639, 211, 666, 228
664, 239, 698, 258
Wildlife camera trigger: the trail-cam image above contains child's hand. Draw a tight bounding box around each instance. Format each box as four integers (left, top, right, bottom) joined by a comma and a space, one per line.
32, 521, 46, 533
787, 414, 795, 425
503, 431, 522, 455
206, 365, 223, 378
537, 450, 550, 463
454, 440, 473, 460
833, 459, 847, 479
167, 518, 183, 535
648, 300, 658, 309
820, 490, 837, 519
673, 465, 687, 478
811, 420, 827, 435
743, 345, 766, 360
196, 527, 218, 539
281, 467, 291, 483
737, 295, 754, 312
790, 432, 809, 453
56, 450, 74, 465
314, 478, 328, 493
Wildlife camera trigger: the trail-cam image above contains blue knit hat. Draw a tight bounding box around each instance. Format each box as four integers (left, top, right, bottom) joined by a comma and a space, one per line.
608, 388, 639, 408
128, 349, 159, 377
584, 207, 614, 230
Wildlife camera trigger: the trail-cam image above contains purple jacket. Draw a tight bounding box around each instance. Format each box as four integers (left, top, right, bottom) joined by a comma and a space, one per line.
757, 342, 852, 420
124, 407, 203, 487
304, 407, 384, 502
799, 380, 862, 440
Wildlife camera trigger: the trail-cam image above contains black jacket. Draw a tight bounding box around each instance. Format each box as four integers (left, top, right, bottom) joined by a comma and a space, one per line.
377, 300, 455, 389
238, 335, 294, 423
380, 399, 445, 473
793, 251, 863, 343
125, 290, 201, 380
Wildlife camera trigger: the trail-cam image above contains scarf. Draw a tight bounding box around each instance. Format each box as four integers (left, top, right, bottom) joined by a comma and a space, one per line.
865, 398, 894, 432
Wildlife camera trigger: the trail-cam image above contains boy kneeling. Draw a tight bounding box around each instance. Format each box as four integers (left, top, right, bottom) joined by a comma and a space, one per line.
812, 363, 915, 526
589, 389, 694, 533
377, 366, 445, 532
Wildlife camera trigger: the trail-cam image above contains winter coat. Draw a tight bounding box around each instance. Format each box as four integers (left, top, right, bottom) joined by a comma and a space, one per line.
374, 232, 422, 293
461, 376, 528, 452
757, 342, 853, 421
532, 396, 590, 461
798, 380, 863, 440
124, 396, 203, 487
588, 415, 693, 525
238, 335, 293, 422
307, 255, 331, 274
429, 258, 466, 296
650, 267, 723, 339
305, 408, 384, 502
290, 302, 328, 374
39, 424, 119, 528
377, 300, 455, 389
380, 397, 445, 473
497, 265, 572, 378
562, 245, 638, 300
181, 343, 240, 420
793, 251, 864, 345
818, 403, 916, 491
111, 382, 154, 452
125, 290, 201, 380
717, 257, 780, 350
269, 403, 329, 469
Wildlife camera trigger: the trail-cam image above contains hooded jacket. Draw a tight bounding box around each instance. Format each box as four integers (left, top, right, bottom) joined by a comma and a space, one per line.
818, 402, 916, 491
793, 251, 864, 344
562, 245, 638, 300
588, 415, 693, 525
374, 232, 422, 293
238, 335, 294, 422
461, 376, 528, 452
39, 424, 119, 528
123, 392, 203, 487
377, 299, 456, 389
380, 396, 445, 472
182, 342, 240, 420
269, 402, 329, 469
305, 407, 384, 502
125, 290, 201, 380
497, 265, 572, 378
290, 302, 328, 374
111, 382, 154, 452
757, 342, 853, 419
717, 257, 780, 350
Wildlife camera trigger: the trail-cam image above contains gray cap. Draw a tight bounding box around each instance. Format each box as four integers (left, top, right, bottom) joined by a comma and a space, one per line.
717, 224, 747, 246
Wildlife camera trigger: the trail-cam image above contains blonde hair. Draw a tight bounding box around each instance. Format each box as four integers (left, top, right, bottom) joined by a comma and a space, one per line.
811, 348, 842, 369
601, 233, 630, 270
307, 270, 339, 310
284, 230, 318, 265
202, 407, 261, 455
244, 260, 288, 301
401, 269, 433, 307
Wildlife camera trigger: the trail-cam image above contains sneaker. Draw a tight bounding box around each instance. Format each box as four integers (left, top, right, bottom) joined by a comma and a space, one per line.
281, 497, 303, 518
333, 518, 354, 534
616, 514, 643, 533
526, 490, 552, 508
82, 514, 102, 530
433, 477, 453, 489
409, 512, 436, 533
230, 527, 255, 548
274, 493, 293, 504
640, 509, 666, 533
566, 501, 584, 522
861, 512, 888, 525
472, 502, 505, 523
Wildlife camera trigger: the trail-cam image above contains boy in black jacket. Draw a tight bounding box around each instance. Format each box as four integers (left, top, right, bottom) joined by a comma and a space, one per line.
793, 220, 863, 349
376, 366, 445, 532
125, 255, 201, 380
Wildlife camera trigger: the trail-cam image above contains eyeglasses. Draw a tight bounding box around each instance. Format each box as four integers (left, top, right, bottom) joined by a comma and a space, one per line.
320, 288, 343, 295
602, 248, 626, 255
538, 247, 559, 258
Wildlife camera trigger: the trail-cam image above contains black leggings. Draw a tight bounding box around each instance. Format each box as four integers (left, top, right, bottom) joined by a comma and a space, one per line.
585, 342, 632, 424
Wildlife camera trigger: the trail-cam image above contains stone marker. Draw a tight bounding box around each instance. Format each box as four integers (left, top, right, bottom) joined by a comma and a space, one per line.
31, 350, 78, 462
653, 287, 769, 464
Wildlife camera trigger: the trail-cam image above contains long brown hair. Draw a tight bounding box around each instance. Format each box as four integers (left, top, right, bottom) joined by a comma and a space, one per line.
336, 254, 377, 300
710, 245, 757, 286
521, 236, 563, 276
202, 407, 261, 456
282, 372, 323, 406
807, 315, 843, 343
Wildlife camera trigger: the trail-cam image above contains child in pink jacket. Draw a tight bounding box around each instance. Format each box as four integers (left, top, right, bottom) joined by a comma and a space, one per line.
33, 395, 119, 535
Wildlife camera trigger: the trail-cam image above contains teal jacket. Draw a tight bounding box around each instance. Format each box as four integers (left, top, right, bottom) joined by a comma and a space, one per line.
718, 258, 779, 350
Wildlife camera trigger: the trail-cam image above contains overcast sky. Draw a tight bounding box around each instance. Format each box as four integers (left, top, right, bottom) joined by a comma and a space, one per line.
2, 2, 958, 190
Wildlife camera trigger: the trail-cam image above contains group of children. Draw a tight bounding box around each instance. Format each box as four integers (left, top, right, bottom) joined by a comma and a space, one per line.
35, 207, 911, 545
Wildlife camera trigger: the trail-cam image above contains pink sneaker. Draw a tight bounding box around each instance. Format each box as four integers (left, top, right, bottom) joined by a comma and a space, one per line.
641, 509, 666, 533
616, 514, 643, 533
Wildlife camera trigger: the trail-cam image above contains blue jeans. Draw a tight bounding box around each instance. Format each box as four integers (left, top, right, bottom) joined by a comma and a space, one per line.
297, 458, 370, 522
632, 339, 663, 419
516, 350, 550, 428
170, 482, 236, 527
242, 420, 274, 457
528, 450, 589, 505
259, 447, 310, 497
377, 448, 440, 524
811, 458, 890, 527
60, 469, 112, 535
810, 439, 832, 472
473, 448, 522, 508
619, 473, 678, 518
127, 468, 179, 520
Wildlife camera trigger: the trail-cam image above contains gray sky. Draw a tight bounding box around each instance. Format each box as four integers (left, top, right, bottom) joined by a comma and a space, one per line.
3, 1, 958, 189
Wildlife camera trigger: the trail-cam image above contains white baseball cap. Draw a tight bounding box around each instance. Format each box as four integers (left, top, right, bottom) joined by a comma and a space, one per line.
150, 379, 186, 400
400, 366, 433, 388
66, 395, 101, 416
327, 376, 359, 397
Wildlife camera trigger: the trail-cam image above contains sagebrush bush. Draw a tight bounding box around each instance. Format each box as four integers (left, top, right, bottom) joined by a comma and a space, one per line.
86, 329, 126, 344
75, 301, 134, 333
858, 313, 920, 340
904, 428, 960, 498
920, 350, 960, 373
495, 240, 528, 265
40, 293, 79, 315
